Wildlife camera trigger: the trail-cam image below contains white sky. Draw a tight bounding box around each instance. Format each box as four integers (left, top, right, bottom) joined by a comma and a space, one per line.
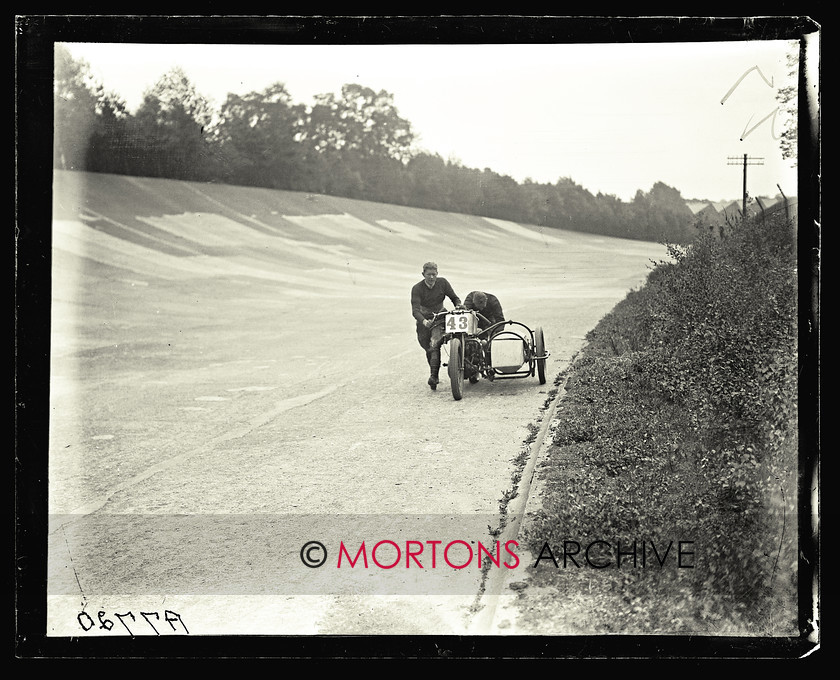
62, 40, 805, 203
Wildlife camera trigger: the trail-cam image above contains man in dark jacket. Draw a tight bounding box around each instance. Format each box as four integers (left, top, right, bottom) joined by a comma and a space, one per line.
410, 262, 461, 389
464, 291, 505, 334
464, 291, 506, 375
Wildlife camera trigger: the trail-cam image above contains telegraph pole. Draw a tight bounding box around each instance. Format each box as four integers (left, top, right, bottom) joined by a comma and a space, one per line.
727, 154, 764, 217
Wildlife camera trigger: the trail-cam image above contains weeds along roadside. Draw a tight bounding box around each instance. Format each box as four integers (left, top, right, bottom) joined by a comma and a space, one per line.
517, 211, 800, 635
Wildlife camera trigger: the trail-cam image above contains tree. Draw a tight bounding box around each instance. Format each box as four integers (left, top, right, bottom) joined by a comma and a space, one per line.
302, 84, 415, 162
444, 163, 484, 216
54, 44, 135, 175
478, 170, 527, 222
406, 152, 453, 210
548, 177, 599, 233
775, 48, 799, 166
53, 44, 102, 170
212, 83, 305, 189
85, 92, 134, 175
592, 192, 627, 238
629, 182, 693, 243
131, 67, 215, 180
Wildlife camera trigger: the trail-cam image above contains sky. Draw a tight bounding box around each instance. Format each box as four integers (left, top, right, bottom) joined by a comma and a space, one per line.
61, 38, 808, 203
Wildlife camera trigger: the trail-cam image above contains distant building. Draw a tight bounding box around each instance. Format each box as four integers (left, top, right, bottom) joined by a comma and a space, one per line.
687, 195, 798, 230
755, 196, 781, 212
717, 200, 743, 223
686, 200, 721, 228
756, 195, 797, 222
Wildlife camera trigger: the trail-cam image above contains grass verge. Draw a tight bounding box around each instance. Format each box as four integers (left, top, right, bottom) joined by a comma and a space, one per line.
512, 211, 801, 636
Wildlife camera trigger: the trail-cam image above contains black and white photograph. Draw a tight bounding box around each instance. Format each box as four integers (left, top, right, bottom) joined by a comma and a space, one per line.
16, 15, 820, 659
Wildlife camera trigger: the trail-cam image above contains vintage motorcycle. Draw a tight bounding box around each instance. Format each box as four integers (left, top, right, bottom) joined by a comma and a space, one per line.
429, 307, 548, 401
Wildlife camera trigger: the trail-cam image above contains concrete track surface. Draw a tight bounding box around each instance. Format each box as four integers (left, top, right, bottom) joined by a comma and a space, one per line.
45, 170, 667, 637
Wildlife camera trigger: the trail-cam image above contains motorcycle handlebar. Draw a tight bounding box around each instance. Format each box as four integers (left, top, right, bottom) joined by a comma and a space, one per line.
430, 307, 485, 318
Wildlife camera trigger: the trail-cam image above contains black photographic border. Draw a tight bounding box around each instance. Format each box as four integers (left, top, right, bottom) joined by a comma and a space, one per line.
15, 13, 821, 661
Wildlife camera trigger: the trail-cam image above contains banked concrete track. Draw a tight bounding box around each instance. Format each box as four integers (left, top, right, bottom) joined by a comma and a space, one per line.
46, 170, 666, 637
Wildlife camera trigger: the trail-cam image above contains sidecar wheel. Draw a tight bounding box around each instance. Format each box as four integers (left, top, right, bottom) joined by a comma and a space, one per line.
535, 327, 547, 385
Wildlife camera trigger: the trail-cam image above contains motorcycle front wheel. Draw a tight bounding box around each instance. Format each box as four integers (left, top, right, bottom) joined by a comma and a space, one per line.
448, 336, 464, 401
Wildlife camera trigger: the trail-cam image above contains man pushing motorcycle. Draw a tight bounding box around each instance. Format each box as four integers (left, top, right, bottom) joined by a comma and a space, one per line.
410, 262, 461, 390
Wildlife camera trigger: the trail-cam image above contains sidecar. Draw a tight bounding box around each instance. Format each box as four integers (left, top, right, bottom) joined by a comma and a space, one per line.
483, 321, 548, 385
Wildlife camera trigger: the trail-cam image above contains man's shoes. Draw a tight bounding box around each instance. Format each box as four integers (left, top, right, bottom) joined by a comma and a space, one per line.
428, 376, 439, 390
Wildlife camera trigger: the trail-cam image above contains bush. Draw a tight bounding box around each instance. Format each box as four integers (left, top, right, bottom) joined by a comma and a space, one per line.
522, 212, 798, 634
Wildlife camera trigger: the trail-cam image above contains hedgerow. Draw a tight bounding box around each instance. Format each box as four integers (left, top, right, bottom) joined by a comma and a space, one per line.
520, 212, 799, 634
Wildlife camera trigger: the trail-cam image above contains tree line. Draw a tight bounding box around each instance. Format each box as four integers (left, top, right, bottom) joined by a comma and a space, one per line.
54, 44, 697, 244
